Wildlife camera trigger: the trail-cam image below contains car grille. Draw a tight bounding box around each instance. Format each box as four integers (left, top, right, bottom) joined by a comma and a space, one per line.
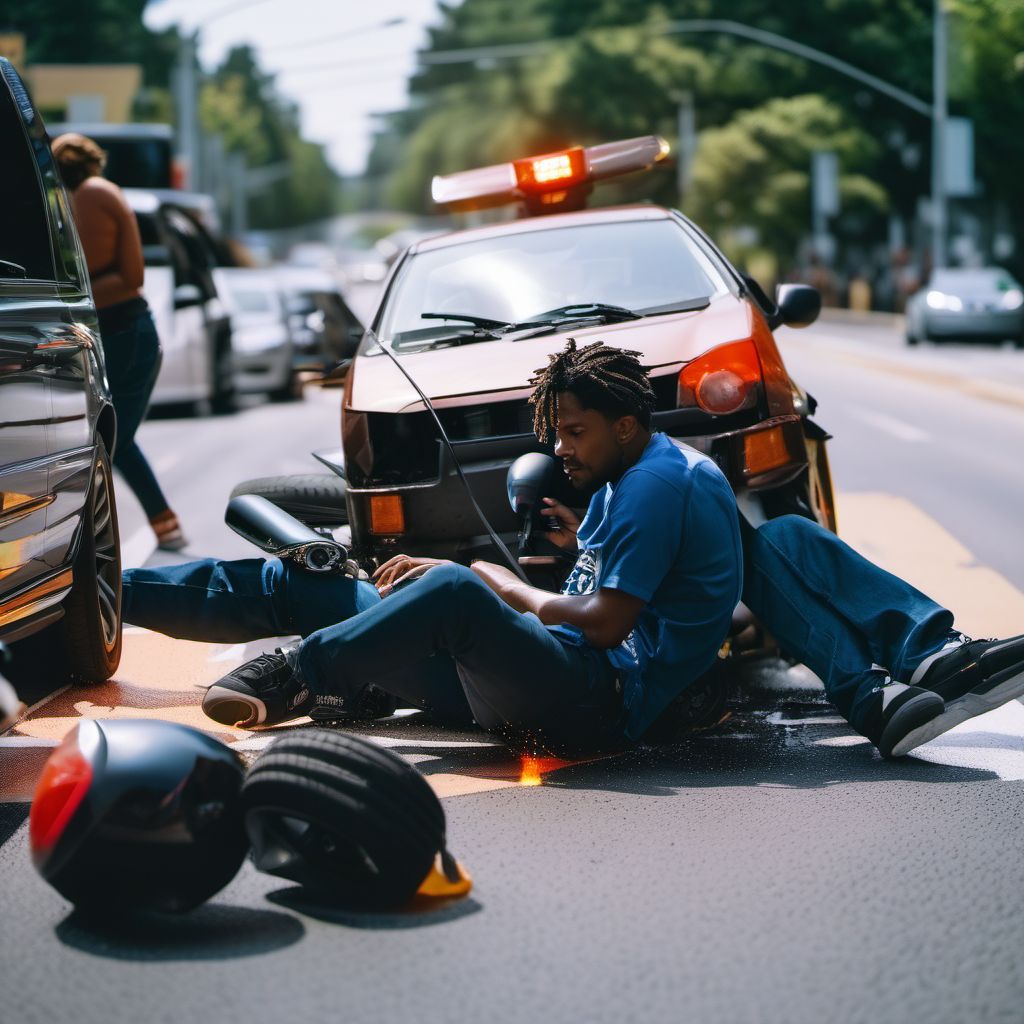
350, 371, 690, 487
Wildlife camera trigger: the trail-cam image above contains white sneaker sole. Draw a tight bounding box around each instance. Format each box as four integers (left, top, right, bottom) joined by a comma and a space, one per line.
203, 685, 267, 727
890, 665, 1024, 757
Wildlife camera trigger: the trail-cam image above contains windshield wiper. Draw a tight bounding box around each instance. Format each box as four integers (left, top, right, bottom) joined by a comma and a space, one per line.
636, 296, 712, 316
421, 311, 509, 330
393, 326, 501, 352
508, 302, 643, 330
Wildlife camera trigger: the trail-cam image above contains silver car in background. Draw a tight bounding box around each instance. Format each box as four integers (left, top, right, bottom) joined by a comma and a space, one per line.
906, 267, 1024, 347
214, 267, 296, 399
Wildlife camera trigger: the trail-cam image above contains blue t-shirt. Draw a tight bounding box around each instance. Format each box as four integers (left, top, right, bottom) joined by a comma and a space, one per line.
551, 433, 743, 741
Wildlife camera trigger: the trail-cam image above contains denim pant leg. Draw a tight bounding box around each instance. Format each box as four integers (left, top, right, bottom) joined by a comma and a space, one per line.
297, 563, 619, 750
742, 515, 954, 731
122, 558, 381, 643
103, 313, 170, 518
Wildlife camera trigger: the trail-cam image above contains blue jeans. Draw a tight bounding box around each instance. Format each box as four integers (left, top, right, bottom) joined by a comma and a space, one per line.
101, 310, 169, 519
740, 515, 954, 734
122, 560, 623, 755
122, 515, 956, 744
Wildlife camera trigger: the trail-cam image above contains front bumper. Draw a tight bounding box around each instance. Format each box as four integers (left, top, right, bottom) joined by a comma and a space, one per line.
925, 309, 1023, 340
345, 414, 813, 565
233, 344, 292, 393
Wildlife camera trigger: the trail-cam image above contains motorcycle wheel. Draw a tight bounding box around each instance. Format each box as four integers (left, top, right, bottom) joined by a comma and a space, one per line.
242, 731, 446, 908
229, 473, 348, 527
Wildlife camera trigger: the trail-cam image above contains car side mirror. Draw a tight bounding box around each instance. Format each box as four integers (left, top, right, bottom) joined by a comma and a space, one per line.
318, 359, 352, 388
775, 284, 821, 328
173, 283, 204, 309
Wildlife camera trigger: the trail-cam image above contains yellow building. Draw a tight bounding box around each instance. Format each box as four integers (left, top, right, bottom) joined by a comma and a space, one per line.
27, 63, 142, 124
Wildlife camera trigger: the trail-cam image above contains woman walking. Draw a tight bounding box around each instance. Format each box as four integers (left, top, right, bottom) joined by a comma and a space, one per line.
52, 133, 187, 551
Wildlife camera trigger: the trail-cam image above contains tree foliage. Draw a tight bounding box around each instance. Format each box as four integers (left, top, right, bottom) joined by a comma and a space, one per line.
370, 0, 1024, 278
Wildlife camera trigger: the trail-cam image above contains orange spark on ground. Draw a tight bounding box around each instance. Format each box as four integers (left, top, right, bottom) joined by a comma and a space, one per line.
518, 755, 574, 786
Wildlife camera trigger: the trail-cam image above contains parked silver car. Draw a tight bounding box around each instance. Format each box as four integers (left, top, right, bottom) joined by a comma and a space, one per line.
906, 267, 1024, 347
214, 267, 295, 399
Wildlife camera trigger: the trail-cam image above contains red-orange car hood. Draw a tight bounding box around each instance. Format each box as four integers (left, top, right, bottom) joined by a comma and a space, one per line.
349, 293, 756, 413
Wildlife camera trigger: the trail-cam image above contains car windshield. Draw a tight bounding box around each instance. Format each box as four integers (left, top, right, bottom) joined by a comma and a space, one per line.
931, 268, 1020, 294
377, 218, 728, 350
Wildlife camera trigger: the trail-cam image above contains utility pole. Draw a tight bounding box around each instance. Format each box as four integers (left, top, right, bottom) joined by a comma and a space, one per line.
676, 91, 696, 197
174, 32, 200, 191
931, 0, 948, 270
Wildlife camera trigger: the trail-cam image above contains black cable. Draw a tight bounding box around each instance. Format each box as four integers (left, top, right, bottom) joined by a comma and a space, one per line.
368, 333, 530, 583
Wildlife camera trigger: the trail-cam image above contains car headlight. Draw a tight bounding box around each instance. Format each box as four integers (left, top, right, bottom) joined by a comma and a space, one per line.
1000, 288, 1024, 310
926, 290, 963, 312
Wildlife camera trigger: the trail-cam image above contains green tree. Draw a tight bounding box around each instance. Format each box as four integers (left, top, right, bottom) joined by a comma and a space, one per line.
685, 94, 888, 273
199, 47, 339, 229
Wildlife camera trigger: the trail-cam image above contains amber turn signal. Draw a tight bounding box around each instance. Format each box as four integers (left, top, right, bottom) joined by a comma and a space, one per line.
369, 494, 406, 535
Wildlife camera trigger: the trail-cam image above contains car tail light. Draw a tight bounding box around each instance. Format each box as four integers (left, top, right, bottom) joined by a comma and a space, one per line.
370, 495, 405, 535
678, 339, 762, 416
29, 727, 93, 857
513, 147, 587, 192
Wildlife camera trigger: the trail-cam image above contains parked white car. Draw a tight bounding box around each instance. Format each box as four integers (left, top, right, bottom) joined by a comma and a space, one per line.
214, 267, 295, 399
126, 189, 235, 412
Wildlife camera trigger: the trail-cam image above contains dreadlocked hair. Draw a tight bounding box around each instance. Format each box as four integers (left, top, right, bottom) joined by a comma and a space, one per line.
528, 338, 656, 443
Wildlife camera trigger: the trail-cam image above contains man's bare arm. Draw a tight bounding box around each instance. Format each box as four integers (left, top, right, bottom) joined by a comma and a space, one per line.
469, 561, 643, 649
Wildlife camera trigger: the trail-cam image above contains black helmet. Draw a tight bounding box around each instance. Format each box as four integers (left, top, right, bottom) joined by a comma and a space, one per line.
30, 719, 248, 913
243, 731, 470, 908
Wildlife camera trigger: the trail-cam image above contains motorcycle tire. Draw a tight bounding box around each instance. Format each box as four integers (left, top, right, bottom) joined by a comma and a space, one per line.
229, 474, 348, 527
242, 731, 446, 908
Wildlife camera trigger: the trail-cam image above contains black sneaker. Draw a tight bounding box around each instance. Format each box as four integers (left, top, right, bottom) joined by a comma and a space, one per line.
203, 650, 312, 728
309, 686, 399, 723
859, 680, 945, 758
891, 632, 1024, 756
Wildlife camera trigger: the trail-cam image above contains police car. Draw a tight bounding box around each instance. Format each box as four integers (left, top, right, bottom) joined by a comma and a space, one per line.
341, 136, 834, 566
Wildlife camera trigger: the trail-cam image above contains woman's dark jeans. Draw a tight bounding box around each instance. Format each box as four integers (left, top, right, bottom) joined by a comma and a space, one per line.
100, 310, 169, 518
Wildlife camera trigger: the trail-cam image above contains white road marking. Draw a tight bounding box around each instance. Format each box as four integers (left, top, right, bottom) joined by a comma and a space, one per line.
208, 643, 249, 664
153, 452, 183, 474
854, 410, 931, 442
902, 700, 1024, 780
120, 525, 155, 570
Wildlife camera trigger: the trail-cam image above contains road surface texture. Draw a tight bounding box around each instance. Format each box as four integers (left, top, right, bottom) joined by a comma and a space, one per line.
2, 313, 1023, 1024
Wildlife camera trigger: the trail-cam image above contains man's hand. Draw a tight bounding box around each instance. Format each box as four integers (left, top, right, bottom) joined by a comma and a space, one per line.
539, 497, 581, 551
373, 554, 451, 596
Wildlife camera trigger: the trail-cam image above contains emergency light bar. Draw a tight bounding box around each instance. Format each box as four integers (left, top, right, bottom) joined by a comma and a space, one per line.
431, 135, 670, 212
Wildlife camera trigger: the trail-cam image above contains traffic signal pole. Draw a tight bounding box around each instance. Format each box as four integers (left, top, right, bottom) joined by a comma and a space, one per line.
931, 0, 948, 270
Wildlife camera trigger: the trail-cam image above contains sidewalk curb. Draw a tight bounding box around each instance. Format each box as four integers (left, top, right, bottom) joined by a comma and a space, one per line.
819, 307, 906, 329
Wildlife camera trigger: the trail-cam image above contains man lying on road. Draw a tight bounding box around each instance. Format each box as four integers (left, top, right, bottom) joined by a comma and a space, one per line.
122, 340, 1024, 758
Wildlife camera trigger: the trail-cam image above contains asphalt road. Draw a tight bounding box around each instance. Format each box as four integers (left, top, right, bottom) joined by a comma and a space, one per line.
2, 313, 1024, 1024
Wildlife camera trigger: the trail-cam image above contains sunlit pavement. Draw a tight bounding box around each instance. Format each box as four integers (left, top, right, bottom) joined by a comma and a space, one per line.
2, 316, 1024, 1023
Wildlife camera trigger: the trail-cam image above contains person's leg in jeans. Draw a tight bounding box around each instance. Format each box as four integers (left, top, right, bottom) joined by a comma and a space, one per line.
122, 557, 382, 642
103, 312, 185, 547
295, 563, 619, 751
741, 515, 954, 732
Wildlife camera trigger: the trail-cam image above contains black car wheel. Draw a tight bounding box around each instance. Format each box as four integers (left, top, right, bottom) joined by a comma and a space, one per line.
242, 731, 446, 908
229, 473, 348, 527
61, 437, 123, 682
